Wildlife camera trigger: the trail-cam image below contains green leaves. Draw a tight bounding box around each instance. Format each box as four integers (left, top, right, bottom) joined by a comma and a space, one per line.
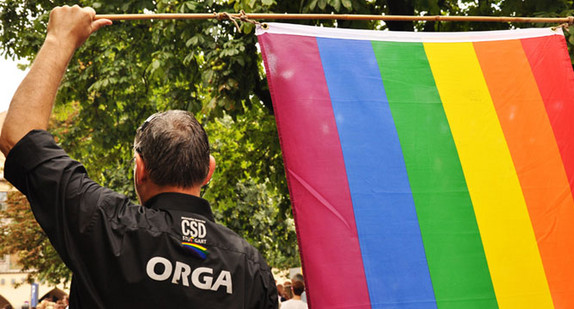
302, 0, 360, 13
203, 101, 298, 267
341, 0, 353, 10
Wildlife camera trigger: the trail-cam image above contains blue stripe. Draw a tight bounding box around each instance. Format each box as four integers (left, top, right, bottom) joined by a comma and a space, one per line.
316, 38, 437, 308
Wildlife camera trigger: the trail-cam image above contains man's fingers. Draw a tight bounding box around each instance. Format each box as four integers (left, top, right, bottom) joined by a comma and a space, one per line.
82, 6, 96, 16
79, 6, 111, 34
92, 19, 113, 32
47, 5, 111, 48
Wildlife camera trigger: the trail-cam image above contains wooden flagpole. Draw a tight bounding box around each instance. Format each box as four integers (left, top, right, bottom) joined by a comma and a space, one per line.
94, 13, 574, 24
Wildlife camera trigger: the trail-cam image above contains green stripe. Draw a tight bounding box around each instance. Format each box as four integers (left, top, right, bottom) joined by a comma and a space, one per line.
372, 41, 498, 309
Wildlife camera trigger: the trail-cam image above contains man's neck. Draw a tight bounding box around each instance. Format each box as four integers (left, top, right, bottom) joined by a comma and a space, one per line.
140, 184, 201, 205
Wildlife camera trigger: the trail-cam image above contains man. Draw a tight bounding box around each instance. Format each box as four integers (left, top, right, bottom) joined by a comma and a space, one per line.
280, 281, 307, 309
0, 5, 278, 308
291, 273, 307, 303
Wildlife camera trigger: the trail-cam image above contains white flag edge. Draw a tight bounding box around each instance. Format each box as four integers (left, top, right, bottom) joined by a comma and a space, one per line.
256, 22, 563, 43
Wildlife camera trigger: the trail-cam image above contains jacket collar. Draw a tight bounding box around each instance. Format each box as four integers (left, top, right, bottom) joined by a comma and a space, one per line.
144, 192, 215, 222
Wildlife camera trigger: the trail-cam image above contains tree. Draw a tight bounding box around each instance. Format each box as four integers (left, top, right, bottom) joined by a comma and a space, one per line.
1, 0, 573, 286
202, 101, 297, 267
0, 191, 71, 285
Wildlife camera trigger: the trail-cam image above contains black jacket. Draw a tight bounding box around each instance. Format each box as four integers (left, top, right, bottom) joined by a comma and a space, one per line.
5, 130, 278, 309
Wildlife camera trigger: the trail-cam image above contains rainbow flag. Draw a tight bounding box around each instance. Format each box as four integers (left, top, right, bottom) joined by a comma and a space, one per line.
257, 23, 574, 309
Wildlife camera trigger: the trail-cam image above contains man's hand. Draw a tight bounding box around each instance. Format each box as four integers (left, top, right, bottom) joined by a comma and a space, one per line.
47, 5, 112, 52
0, 5, 111, 156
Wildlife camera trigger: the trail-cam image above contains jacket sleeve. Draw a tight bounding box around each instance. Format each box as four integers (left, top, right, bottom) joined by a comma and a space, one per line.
4, 130, 116, 269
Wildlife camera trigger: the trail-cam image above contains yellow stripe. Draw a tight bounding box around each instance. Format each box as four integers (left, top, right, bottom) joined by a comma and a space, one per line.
424, 42, 553, 309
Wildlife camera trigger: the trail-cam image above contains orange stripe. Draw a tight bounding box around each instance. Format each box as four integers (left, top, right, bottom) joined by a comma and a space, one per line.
475, 39, 574, 308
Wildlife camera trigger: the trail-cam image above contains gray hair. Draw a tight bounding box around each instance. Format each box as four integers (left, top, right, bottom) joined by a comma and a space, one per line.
133, 110, 210, 188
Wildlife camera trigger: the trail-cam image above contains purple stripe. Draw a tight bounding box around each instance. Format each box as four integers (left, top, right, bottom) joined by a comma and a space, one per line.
259, 33, 371, 308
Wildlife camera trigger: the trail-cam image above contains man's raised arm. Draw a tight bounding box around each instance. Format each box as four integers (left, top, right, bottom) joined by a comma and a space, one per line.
0, 5, 111, 156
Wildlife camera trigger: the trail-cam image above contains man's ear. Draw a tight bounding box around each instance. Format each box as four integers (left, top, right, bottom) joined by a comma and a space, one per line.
202, 155, 216, 186
134, 153, 148, 185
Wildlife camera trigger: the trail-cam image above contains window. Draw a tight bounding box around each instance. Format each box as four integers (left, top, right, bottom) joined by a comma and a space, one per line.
0, 192, 7, 211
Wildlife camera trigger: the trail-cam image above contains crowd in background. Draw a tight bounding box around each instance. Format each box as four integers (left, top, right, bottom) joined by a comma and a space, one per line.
3, 295, 69, 309
277, 274, 308, 309
34, 298, 68, 309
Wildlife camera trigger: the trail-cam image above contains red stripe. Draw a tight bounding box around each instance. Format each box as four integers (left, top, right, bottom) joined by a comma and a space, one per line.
259, 33, 370, 308
519, 35, 574, 308
522, 35, 574, 197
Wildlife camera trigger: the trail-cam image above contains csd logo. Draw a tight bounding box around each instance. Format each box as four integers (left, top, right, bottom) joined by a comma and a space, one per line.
181, 217, 207, 239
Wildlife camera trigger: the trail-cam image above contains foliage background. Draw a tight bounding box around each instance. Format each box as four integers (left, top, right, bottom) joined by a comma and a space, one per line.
0, 0, 573, 285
